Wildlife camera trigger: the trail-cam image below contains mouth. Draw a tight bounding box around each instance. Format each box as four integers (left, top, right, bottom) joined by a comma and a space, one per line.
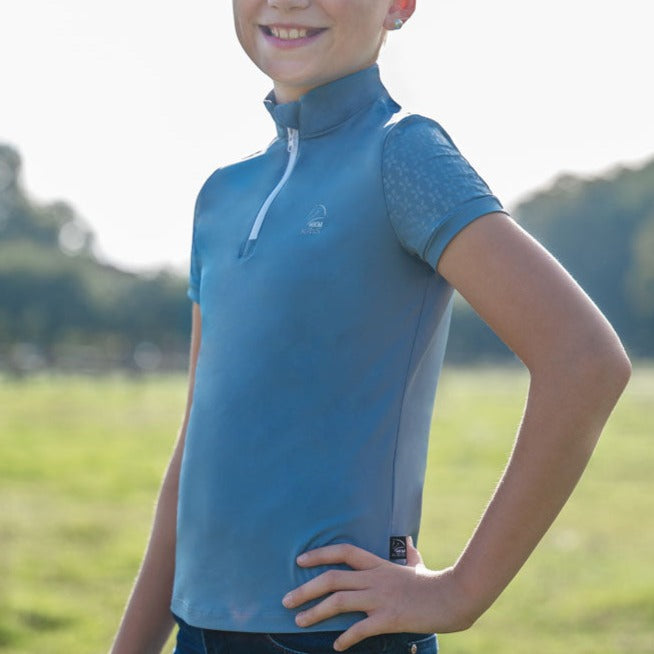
260, 24, 327, 43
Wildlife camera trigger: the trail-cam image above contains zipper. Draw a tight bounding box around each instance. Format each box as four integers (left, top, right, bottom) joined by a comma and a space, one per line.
240, 127, 300, 258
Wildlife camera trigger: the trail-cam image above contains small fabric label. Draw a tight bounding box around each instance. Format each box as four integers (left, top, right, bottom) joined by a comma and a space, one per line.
389, 536, 407, 561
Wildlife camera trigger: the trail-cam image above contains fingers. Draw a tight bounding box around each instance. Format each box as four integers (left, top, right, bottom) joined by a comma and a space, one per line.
333, 617, 385, 652
282, 542, 408, 647
283, 569, 364, 609
296, 543, 384, 570
406, 535, 424, 568
292, 589, 369, 629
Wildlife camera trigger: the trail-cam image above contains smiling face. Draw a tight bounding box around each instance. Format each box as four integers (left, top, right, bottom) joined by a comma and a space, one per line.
233, 0, 415, 103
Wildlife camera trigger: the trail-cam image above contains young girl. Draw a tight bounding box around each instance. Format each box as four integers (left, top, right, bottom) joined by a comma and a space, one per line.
111, 2, 631, 653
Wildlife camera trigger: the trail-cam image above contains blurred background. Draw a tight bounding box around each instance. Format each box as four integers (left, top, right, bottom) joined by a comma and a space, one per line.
1, 1, 652, 652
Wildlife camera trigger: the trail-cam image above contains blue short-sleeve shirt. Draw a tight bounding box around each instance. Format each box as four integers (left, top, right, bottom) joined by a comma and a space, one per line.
173, 64, 509, 632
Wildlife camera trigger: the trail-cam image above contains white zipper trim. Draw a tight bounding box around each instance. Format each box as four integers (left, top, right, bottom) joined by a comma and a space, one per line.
245, 127, 299, 244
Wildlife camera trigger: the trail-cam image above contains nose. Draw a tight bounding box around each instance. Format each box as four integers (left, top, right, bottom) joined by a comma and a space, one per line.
267, 0, 310, 9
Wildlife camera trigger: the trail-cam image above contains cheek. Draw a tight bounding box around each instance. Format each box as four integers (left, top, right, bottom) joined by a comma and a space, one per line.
233, 24, 248, 55
233, 4, 256, 47
341, 8, 385, 47
234, 19, 256, 56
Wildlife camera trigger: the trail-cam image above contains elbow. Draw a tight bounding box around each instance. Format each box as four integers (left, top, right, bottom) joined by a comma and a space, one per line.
550, 332, 632, 405
570, 343, 631, 449
531, 325, 632, 404
580, 336, 632, 398
609, 345, 632, 391
528, 337, 631, 453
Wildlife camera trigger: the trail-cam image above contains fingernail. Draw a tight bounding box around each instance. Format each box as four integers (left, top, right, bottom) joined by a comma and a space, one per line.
297, 553, 308, 563
282, 593, 293, 607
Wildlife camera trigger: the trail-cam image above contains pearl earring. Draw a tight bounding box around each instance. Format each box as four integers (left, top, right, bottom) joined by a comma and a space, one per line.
392, 18, 404, 30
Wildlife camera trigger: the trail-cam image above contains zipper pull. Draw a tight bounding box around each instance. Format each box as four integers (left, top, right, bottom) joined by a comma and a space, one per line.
287, 128, 298, 153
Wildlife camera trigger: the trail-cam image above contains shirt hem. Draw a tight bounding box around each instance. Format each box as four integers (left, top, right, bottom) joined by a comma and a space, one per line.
171, 597, 362, 633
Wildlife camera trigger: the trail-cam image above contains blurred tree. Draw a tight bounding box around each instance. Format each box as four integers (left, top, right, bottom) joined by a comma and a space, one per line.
0, 143, 191, 371
625, 215, 654, 350
627, 215, 654, 316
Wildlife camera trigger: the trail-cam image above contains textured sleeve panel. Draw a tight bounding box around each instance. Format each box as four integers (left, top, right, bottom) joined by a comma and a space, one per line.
382, 114, 508, 270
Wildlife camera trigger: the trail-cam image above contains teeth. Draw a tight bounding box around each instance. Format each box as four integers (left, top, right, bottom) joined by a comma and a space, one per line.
270, 26, 309, 40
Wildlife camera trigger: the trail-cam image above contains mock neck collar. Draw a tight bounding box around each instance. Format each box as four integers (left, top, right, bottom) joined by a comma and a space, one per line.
263, 64, 394, 138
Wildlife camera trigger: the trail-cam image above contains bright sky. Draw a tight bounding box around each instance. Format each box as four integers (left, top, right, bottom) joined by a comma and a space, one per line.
2, 0, 652, 274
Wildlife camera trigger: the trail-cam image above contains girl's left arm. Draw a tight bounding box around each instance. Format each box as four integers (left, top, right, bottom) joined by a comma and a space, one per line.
281, 212, 631, 651
429, 211, 632, 620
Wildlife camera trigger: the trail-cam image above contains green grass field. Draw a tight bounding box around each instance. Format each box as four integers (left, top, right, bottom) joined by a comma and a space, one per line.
0, 366, 652, 653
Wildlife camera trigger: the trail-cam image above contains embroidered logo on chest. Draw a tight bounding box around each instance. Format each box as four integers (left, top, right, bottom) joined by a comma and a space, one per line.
301, 204, 327, 235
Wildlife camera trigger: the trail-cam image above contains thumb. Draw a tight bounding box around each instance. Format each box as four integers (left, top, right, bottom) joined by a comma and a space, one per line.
406, 535, 424, 567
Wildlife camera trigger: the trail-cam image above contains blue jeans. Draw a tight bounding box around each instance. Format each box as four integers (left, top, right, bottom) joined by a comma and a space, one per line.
172, 615, 438, 654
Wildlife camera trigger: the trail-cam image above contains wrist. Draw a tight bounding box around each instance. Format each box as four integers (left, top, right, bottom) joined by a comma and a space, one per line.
438, 564, 486, 630
449, 559, 502, 628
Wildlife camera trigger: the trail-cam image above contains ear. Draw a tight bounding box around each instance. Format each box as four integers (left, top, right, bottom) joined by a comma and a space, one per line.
383, 0, 416, 30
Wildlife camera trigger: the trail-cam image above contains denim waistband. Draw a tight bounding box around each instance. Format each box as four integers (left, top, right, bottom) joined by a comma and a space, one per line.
172, 613, 438, 654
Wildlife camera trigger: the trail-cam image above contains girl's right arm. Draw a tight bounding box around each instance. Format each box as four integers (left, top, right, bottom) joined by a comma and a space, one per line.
110, 302, 202, 654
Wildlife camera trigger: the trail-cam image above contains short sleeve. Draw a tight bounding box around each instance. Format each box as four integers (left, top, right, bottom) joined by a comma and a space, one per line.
382, 114, 509, 270
187, 194, 202, 304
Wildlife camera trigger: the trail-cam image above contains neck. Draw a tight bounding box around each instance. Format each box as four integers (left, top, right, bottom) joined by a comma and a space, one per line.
271, 59, 381, 105
272, 82, 313, 104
